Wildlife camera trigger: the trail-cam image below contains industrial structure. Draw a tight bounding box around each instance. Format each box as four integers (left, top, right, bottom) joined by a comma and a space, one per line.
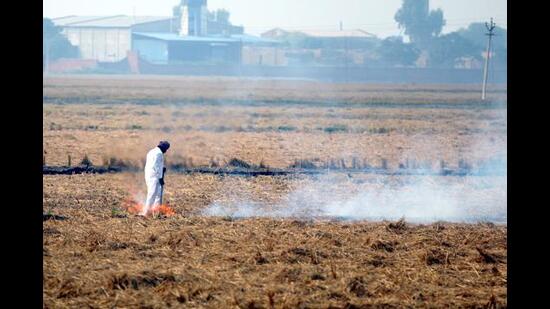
51, 0, 277, 66
261, 28, 377, 66
178, 0, 208, 36
52, 15, 175, 62
132, 32, 243, 64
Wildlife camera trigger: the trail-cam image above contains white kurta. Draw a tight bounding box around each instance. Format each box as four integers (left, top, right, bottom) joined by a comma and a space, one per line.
141, 147, 164, 215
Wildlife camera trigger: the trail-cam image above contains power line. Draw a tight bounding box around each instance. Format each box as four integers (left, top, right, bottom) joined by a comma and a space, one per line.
482, 18, 496, 101
240, 16, 507, 30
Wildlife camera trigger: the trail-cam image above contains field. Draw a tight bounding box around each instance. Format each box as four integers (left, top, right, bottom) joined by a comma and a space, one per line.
43, 75, 507, 308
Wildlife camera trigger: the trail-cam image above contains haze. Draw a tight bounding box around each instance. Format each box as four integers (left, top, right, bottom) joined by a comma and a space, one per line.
43, 0, 507, 37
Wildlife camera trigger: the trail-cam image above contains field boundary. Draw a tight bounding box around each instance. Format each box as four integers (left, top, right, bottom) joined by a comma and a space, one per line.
43, 96, 505, 110
42, 165, 504, 177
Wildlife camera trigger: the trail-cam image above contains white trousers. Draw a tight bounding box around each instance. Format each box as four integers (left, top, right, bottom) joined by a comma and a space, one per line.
141, 178, 162, 215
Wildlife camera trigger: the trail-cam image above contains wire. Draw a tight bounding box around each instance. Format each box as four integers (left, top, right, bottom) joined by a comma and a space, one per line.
240, 16, 507, 31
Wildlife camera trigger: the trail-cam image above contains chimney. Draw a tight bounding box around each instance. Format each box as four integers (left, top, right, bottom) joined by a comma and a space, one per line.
179, 0, 208, 37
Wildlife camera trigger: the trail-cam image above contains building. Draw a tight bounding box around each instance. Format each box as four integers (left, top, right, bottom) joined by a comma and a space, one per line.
52, 1, 278, 67
261, 28, 376, 66
132, 32, 241, 64
52, 15, 175, 62
179, 0, 208, 36
261, 28, 376, 50
133, 32, 278, 65
262, 28, 376, 40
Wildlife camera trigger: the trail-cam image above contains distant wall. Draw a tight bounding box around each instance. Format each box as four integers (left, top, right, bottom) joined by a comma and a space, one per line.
134, 39, 169, 64
47, 58, 98, 73
138, 62, 507, 84
242, 46, 288, 66
74, 55, 507, 84
63, 27, 131, 62
167, 41, 241, 64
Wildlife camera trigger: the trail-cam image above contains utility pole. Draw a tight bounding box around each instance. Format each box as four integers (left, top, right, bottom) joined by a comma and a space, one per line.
345, 36, 349, 83
482, 18, 496, 101
44, 40, 50, 74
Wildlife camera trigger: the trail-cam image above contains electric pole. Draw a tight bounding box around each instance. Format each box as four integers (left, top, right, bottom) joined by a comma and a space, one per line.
44, 40, 50, 74
482, 18, 496, 101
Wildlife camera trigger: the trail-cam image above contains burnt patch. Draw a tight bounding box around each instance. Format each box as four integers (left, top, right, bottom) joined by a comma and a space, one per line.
43, 213, 69, 221
367, 255, 391, 268
476, 247, 504, 264
386, 218, 407, 234
110, 271, 178, 290
255, 252, 269, 265
347, 277, 370, 297
289, 247, 309, 256
425, 249, 449, 266
107, 242, 129, 250
226, 158, 252, 169
371, 240, 397, 252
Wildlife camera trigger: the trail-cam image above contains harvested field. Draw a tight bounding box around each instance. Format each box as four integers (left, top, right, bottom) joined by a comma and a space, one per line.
44, 173, 507, 308
43, 75, 507, 307
43, 75, 507, 105
43, 77, 506, 170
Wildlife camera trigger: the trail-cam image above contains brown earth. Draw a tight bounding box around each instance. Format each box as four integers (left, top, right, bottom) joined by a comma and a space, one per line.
43, 76, 507, 308
43, 76, 506, 170
43, 173, 507, 308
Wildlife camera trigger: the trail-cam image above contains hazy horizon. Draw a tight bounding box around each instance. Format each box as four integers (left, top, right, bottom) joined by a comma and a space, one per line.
43, 0, 507, 38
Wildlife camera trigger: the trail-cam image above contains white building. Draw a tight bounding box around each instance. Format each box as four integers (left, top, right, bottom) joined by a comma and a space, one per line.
179, 0, 208, 36
52, 15, 175, 62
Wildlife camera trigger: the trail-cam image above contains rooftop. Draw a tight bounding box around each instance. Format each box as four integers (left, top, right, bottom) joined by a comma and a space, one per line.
262, 28, 376, 39
52, 15, 173, 28
299, 29, 376, 38
133, 32, 280, 45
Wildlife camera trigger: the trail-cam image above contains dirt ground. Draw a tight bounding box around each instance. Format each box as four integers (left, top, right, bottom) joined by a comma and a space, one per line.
43, 76, 507, 308
43, 77, 507, 170
43, 173, 507, 308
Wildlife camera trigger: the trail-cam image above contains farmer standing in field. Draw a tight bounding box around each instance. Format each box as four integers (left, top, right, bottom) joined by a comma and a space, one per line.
140, 141, 170, 216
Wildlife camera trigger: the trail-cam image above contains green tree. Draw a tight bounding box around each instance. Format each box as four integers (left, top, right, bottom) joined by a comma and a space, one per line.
457, 22, 507, 50
394, 0, 445, 48
376, 36, 420, 66
43, 18, 79, 66
427, 32, 480, 68
456, 22, 507, 68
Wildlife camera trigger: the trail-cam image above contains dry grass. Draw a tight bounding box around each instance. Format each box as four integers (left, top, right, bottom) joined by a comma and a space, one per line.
43, 103, 506, 169
43, 75, 507, 104
44, 173, 507, 308
43, 76, 507, 307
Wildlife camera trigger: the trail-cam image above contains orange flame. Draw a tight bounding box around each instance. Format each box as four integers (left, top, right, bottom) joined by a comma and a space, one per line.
123, 198, 176, 217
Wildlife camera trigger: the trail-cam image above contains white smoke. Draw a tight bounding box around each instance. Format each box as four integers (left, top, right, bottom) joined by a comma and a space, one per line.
201, 171, 507, 223
200, 86, 507, 224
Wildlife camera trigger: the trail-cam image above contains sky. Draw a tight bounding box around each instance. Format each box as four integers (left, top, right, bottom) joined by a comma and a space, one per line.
43, 0, 507, 38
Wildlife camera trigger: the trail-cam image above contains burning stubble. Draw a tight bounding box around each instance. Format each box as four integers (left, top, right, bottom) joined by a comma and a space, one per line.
201, 172, 506, 223
202, 101, 507, 224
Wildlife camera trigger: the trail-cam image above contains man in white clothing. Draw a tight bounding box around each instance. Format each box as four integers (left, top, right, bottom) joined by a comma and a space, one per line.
140, 141, 170, 216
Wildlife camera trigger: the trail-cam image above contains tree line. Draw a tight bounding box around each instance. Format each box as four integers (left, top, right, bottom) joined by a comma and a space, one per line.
44, 0, 507, 69
276, 0, 507, 69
